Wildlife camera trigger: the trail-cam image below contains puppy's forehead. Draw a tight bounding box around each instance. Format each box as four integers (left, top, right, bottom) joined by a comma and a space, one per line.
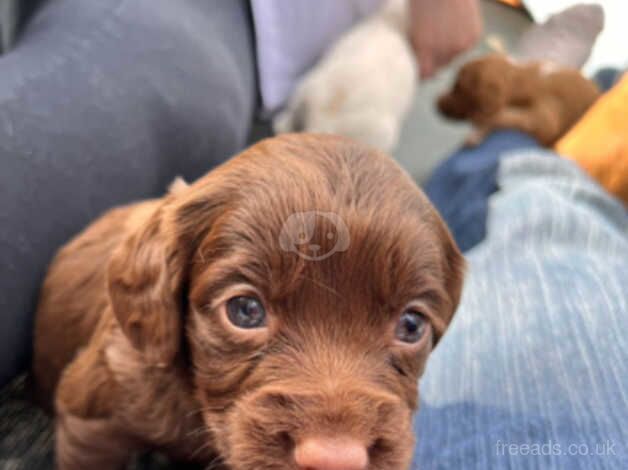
216, 134, 434, 220
188, 134, 448, 309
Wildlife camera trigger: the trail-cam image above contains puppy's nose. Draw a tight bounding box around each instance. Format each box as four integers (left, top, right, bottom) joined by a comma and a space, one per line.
294, 437, 368, 470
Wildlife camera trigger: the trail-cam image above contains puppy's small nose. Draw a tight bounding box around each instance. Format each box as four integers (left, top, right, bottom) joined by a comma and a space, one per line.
294, 437, 368, 470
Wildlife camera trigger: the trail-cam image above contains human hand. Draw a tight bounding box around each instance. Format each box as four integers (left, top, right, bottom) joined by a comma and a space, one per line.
409, 0, 483, 79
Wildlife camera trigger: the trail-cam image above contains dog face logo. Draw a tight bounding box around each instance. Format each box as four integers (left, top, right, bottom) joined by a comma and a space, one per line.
279, 211, 350, 261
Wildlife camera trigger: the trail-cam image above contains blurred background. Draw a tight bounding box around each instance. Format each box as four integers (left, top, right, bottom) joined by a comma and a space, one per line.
396, 0, 626, 183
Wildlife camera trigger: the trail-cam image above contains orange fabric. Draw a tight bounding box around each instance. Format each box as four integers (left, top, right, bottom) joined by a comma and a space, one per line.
555, 74, 628, 204
496, 0, 522, 7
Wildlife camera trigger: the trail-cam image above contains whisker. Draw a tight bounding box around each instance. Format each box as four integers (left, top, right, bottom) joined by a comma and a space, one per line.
205, 454, 226, 470
186, 425, 209, 438
190, 438, 221, 461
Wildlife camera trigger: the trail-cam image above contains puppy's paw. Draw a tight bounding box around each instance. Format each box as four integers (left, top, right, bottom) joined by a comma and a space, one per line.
273, 110, 293, 134
463, 130, 485, 147
273, 99, 307, 134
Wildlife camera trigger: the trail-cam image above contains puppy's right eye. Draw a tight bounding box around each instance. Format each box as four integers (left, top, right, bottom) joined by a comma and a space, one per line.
395, 310, 428, 344
226, 296, 267, 329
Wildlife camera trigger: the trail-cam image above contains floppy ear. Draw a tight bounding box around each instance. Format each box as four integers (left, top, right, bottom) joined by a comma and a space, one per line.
107, 207, 186, 367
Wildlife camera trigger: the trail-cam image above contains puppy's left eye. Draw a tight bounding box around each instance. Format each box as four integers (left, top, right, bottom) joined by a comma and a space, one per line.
226, 296, 267, 329
395, 310, 428, 344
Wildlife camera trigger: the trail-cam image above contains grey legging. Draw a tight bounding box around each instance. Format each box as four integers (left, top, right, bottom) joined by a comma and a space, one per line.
0, 0, 257, 386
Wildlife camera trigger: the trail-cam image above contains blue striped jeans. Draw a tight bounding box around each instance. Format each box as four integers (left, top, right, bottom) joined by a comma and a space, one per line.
414, 151, 628, 469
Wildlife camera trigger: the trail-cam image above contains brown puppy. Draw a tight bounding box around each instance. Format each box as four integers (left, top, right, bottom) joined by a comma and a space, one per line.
438, 53, 600, 146
33, 134, 464, 470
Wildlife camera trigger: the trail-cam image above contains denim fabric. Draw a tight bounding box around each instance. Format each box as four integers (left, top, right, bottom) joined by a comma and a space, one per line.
424, 130, 540, 253
594, 68, 625, 92
0, 0, 257, 387
414, 152, 628, 469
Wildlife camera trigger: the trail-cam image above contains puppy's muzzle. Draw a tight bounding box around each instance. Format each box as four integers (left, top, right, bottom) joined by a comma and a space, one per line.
234, 383, 411, 470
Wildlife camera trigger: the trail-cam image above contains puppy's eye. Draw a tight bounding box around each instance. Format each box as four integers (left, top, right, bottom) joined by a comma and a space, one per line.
226, 296, 267, 329
395, 310, 427, 344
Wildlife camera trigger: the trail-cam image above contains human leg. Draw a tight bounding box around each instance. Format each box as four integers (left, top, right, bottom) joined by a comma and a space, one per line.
415, 151, 627, 469
0, 0, 257, 386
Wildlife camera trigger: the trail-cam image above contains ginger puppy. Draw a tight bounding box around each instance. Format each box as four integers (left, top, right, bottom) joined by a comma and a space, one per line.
33, 134, 464, 470
438, 53, 600, 146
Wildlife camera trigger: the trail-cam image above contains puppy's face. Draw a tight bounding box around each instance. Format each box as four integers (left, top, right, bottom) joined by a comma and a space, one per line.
438, 54, 513, 122
108, 135, 464, 470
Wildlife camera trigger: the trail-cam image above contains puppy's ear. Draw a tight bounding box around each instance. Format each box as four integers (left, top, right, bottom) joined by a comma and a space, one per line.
107, 206, 186, 367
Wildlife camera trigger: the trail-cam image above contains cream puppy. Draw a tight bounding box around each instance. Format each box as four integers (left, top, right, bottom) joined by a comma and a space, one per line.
274, 0, 417, 153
